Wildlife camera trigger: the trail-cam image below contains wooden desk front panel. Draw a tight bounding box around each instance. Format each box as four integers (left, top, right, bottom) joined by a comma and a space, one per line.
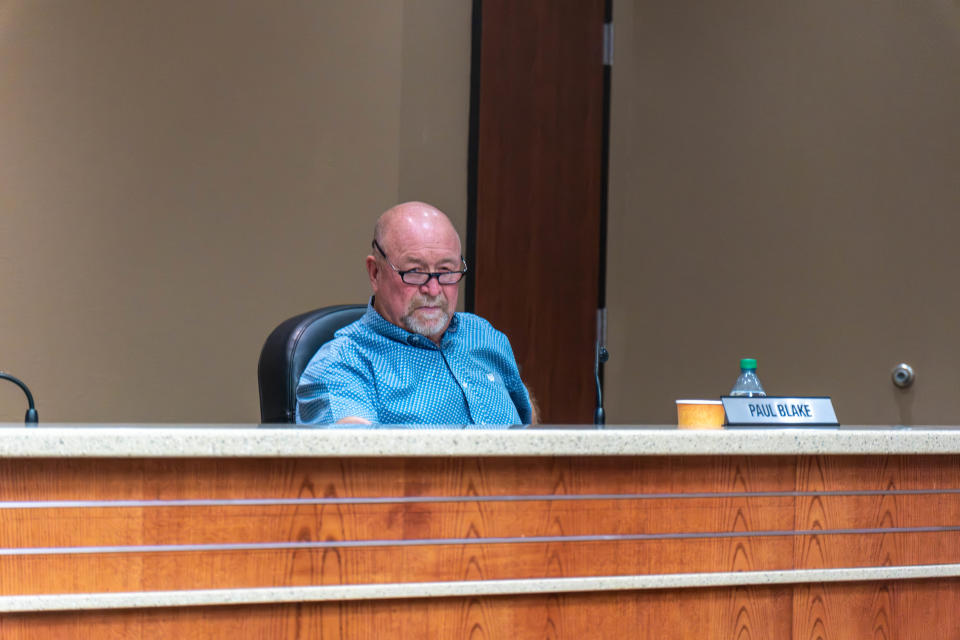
1, 454, 959, 638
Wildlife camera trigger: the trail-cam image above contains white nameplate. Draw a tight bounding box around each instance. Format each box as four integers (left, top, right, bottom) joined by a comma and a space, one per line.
722, 396, 838, 427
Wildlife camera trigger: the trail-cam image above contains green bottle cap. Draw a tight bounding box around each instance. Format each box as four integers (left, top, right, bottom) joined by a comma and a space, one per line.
740, 358, 757, 370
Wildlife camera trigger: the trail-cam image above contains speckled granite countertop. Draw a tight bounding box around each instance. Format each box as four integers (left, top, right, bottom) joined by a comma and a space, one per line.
2, 424, 959, 457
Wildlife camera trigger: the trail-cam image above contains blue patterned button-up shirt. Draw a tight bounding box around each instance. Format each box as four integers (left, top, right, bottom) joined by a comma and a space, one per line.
295, 301, 532, 427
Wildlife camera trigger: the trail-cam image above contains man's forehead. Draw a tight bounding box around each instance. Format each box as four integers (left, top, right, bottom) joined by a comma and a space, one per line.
382, 218, 461, 256
392, 241, 462, 264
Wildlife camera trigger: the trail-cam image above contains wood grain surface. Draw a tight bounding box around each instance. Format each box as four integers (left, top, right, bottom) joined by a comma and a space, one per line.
472, 0, 605, 424
2, 454, 959, 637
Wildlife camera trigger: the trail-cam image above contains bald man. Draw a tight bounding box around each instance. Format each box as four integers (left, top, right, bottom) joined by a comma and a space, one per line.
295, 202, 534, 427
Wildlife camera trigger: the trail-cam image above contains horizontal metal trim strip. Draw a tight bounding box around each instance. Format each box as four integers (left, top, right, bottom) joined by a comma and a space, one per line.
3, 563, 960, 612
3, 526, 959, 556
4, 488, 960, 509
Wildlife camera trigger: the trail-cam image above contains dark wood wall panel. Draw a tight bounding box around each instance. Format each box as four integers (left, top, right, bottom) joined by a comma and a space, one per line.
473, 0, 606, 424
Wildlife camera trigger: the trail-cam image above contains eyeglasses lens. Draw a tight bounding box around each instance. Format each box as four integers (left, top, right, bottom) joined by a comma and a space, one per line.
401, 272, 464, 285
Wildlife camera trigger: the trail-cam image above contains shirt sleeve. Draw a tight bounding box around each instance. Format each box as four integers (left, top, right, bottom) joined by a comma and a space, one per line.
496, 332, 534, 425
505, 366, 533, 425
295, 343, 379, 426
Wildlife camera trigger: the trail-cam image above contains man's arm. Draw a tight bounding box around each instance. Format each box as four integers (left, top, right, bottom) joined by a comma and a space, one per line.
525, 384, 540, 425
296, 345, 378, 425
489, 327, 535, 425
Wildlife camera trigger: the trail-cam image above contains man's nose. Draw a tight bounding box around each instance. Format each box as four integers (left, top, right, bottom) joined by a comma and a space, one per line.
420, 276, 442, 297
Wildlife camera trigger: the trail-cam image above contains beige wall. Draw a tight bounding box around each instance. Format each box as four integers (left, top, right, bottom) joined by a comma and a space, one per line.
4, 1, 957, 426
0, 0, 470, 422
607, 1, 960, 424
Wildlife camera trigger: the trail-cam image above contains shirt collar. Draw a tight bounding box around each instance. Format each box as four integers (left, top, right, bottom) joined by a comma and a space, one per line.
363, 296, 459, 349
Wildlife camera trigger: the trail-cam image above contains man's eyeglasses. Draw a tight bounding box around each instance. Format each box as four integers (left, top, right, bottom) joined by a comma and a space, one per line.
372, 239, 468, 286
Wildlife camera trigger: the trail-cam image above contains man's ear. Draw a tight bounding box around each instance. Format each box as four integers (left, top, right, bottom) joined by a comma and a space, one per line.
366, 255, 379, 292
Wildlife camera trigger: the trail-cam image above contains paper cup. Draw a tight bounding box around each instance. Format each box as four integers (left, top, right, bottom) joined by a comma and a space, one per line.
676, 400, 725, 429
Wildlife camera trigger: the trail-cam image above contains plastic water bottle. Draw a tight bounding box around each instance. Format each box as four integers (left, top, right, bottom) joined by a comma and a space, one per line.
730, 358, 766, 397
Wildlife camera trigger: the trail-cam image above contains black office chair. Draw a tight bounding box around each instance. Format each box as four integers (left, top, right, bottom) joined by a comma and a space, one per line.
257, 304, 366, 423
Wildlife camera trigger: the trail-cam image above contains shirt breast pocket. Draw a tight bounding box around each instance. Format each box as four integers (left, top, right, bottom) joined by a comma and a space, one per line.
467, 370, 517, 422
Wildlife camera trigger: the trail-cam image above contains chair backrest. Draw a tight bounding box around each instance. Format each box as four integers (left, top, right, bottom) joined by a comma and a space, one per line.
257, 304, 366, 423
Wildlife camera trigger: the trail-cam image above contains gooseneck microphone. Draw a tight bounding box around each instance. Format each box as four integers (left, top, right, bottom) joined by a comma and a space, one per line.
594, 309, 609, 427
0, 372, 38, 425
593, 341, 609, 427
